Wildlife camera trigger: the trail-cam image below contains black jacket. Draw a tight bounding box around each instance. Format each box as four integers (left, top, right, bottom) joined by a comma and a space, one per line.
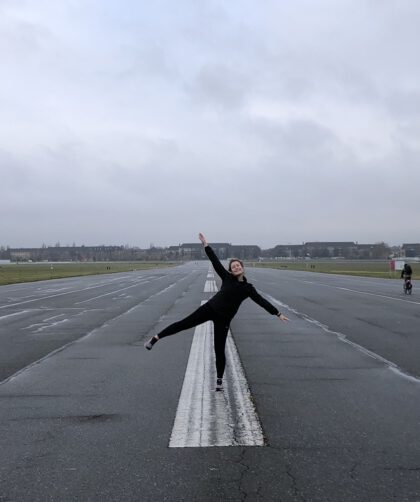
401, 264, 413, 278
205, 245, 280, 321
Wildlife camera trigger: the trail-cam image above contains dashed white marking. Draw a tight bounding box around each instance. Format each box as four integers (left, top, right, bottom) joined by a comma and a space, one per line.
299, 280, 420, 305
264, 293, 420, 384
33, 318, 69, 333
0, 310, 29, 322
75, 279, 152, 304
23, 314, 69, 333
43, 314, 66, 322
0, 277, 156, 310
204, 280, 218, 292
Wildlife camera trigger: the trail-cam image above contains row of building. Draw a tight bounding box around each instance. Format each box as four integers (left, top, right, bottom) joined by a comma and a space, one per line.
1, 242, 420, 262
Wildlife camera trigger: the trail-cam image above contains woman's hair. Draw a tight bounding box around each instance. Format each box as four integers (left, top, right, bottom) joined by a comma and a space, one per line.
228, 258, 244, 272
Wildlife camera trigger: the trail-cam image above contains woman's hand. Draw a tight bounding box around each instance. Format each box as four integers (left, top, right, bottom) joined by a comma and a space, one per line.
198, 233, 208, 246
277, 313, 290, 322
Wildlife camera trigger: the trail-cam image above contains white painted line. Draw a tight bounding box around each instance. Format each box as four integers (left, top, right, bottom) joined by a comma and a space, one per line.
0, 282, 123, 309
22, 317, 69, 333
264, 292, 420, 384
75, 281, 149, 304
298, 280, 420, 306
0, 277, 157, 310
34, 318, 69, 333
169, 279, 265, 447
223, 334, 266, 445
169, 316, 264, 447
0, 310, 29, 322
204, 280, 218, 292
0, 276, 192, 387
43, 314, 66, 322
169, 318, 231, 447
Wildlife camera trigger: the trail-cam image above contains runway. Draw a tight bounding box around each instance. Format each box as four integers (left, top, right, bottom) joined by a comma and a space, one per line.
1, 262, 420, 500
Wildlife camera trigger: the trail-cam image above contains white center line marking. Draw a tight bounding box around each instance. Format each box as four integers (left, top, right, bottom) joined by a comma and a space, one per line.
169, 276, 264, 447
204, 280, 217, 292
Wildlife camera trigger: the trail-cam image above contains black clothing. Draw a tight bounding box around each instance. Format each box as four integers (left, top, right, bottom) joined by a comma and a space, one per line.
157, 303, 229, 378
155, 245, 280, 379
401, 264, 413, 279
205, 245, 280, 320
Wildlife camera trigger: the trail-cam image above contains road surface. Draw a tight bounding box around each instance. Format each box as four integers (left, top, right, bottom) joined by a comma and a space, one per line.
1, 263, 419, 501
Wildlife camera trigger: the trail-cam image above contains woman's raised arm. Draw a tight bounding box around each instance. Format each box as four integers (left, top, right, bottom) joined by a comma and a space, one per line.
198, 233, 228, 279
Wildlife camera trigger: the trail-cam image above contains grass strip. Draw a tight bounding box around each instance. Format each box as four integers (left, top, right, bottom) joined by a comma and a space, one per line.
248, 260, 420, 280
0, 262, 177, 286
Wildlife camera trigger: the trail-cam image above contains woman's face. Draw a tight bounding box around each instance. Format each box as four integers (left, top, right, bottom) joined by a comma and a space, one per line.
230, 260, 244, 276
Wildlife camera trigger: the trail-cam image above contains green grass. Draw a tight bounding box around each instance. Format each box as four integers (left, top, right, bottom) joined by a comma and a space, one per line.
247, 260, 420, 280
0, 262, 177, 286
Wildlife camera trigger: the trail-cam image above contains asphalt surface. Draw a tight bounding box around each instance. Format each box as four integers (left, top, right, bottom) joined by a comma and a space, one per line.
1, 263, 420, 501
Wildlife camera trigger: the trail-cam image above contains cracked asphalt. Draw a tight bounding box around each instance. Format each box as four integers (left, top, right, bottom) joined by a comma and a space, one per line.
1, 262, 420, 500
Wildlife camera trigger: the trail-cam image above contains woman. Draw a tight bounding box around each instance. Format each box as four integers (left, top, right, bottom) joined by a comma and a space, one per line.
145, 233, 289, 391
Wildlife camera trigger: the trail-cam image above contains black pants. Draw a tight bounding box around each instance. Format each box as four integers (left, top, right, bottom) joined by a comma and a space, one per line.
157, 303, 230, 379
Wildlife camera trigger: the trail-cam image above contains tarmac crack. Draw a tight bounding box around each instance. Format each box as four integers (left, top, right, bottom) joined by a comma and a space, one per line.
237, 448, 251, 502
349, 462, 359, 480
285, 466, 306, 502
270, 446, 307, 501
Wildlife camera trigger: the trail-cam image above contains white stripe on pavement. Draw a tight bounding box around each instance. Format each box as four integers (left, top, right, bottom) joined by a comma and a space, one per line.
0, 310, 30, 322
264, 292, 420, 385
169, 276, 265, 447
204, 280, 217, 292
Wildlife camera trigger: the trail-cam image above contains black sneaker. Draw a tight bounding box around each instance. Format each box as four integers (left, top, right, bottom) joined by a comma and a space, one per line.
144, 336, 158, 350
215, 378, 223, 391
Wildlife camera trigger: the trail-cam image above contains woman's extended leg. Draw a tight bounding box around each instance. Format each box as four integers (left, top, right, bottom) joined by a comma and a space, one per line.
144, 303, 213, 349
213, 319, 230, 384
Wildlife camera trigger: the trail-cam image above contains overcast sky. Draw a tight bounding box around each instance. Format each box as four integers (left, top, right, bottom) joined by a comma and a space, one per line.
1, 0, 419, 249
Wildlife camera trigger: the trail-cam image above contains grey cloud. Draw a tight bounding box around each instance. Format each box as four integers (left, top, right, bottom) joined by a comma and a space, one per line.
116, 43, 177, 81
384, 90, 420, 119
186, 64, 252, 109
1, 1, 420, 248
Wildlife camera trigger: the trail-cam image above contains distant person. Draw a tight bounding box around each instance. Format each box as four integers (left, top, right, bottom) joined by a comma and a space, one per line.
145, 233, 289, 391
401, 262, 413, 293
401, 262, 413, 280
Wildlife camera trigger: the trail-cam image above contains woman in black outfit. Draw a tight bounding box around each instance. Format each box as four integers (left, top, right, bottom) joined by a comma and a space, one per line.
145, 233, 289, 391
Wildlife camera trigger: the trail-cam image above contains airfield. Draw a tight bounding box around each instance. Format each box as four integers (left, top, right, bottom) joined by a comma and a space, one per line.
1, 260, 420, 500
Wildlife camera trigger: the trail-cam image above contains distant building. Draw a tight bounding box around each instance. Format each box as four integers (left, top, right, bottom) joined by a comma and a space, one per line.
179, 243, 232, 260
6, 240, 395, 263
230, 245, 261, 260
9, 245, 124, 262
304, 242, 358, 258
355, 243, 391, 259
402, 244, 420, 258
263, 244, 305, 259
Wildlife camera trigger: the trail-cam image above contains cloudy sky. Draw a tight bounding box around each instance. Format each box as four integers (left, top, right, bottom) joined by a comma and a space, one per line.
1, 0, 419, 249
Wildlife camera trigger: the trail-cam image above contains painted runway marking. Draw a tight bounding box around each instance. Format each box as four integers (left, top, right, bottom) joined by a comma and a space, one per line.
169, 311, 264, 447
264, 293, 420, 384
169, 277, 264, 447
204, 280, 217, 292
298, 280, 420, 305
0, 310, 29, 322
75, 280, 151, 304
0, 276, 159, 310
